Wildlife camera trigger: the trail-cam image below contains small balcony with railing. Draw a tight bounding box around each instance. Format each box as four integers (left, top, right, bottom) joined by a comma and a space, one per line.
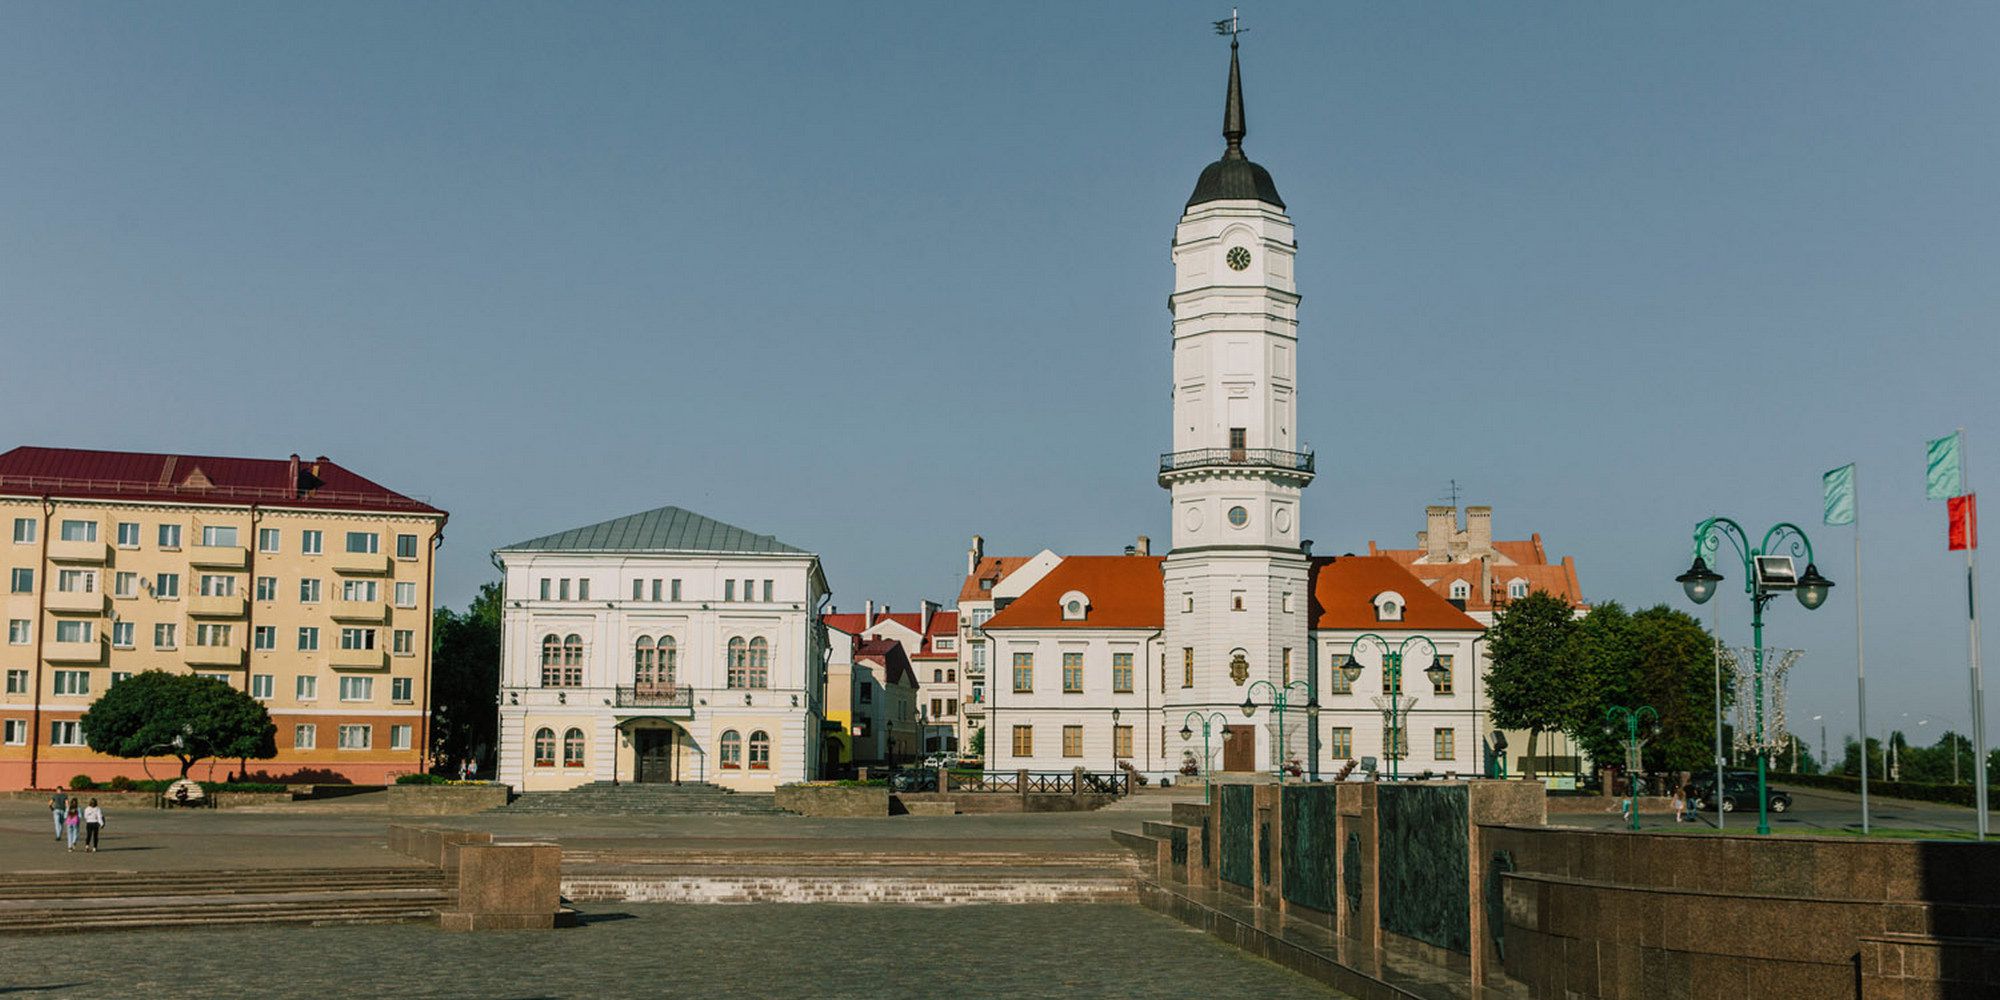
1157, 446, 1315, 483
613, 685, 696, 716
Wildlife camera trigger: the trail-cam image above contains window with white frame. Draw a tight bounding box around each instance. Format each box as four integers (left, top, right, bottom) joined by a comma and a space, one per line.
345, 531, 379, 554
339, 627, 376, 651
158, 523, 181, 549
338, 724, 372, 750
154, 623, 178, 649
111, 621, 135, 648
53, 669, 89, 696
341, 579, 377, 602
296, 675, 318, 700
394, 582, 416, 608
7, 620, 28, 645
299, 578, 321, 603
116, 522, 139, 547
391, 677, 413, 703
109, 671, 131, 686
4, 670, 25, 693
297, 627, 319, 651
251, 674, 274, 699
57, 569, 95, 593
49, 720, 83, 746
255, 576, 277, 601
1508, 579, 1529, 600
10, 568, 33, 593
393, 629, 414, 655
1374, 592, 1404, 622
396, 533, 418, 559
54, 620, 93, 644
1059, 591, 1089, 621
294, 724, 316, 749
3, 719, 24, 745
115, 572, 138, 598
200, 525, 237, 547
1449, 579, 1470, 601
300, 530, 323, 555
199, 574, 234, 597
391, 724, 413, 751
195, 623, 231, 647
339, 676, 373, 702
59, 519, 97, 542
258, 528, 280, 553
12, 518, 36, 543
154, 572, 179, 598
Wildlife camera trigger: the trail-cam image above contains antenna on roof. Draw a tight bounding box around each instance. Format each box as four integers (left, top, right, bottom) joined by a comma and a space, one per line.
1437, 479, 1464, 509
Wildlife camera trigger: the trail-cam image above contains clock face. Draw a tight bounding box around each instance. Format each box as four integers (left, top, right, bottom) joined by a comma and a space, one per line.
1226, 246, 1252, 271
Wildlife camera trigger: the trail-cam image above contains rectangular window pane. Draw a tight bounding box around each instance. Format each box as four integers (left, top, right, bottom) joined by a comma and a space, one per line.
1062, 725, 1082, 758
724, 579, 734, 602
10, 569, 33, 594
158, 524, 181, 548
394, 582, 416, 607
392, 677, 413, 702
258, 528, 280, 553
300, 579, 320, 602
1012, 652, 1033, 693
115, 572, 137, 597
301, 530, 323, 554
251, 674, 273, 699
200, 525, 237, 547
155, 573, 178, 598
256, 577, 277, 601
117, 522, 139, 547
154, 623, 177, 648
13, 518, 37, 543
396, 534, 418, 559
297, 627, 319, 651
297, 675, 317, 699
294, 724, 316, 749
60, 519, 97, 542
345, 531, 378, 554
254, 626, 275, 650
1062, 652, 1084, 693
112, 622, 134, 648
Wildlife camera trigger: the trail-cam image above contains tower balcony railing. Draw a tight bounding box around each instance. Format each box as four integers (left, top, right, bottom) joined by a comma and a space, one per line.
1158, 447, 1315, 476
614, 685, 696, 713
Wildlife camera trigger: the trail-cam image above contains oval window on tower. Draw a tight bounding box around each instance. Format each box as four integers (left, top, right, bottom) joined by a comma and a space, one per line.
1227, 506, 1249, 528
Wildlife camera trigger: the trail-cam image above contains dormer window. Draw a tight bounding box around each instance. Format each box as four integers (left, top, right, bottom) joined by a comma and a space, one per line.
1449, 580, 1470, 601
1059, 591, 1090, 621
1373, 591, 1405, 622
1508, 579, 1529, 600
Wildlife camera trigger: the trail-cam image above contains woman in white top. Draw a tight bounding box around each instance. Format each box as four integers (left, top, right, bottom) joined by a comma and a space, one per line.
81, 799, 104, 853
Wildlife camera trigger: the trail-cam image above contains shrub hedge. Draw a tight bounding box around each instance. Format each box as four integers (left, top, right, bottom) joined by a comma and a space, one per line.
395, 773, 452, 785
1769, 770, 1997, 808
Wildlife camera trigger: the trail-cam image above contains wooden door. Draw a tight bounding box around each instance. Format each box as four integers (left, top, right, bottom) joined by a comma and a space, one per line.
1223, 725, 1257, 772
634, 729, 674, 783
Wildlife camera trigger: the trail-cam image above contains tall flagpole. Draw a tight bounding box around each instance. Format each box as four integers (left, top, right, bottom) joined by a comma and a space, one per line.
1963, 429, 1987, 840
1853, 465, 1869, 835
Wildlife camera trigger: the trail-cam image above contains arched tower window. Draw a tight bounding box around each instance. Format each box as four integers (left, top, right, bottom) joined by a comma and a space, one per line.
562, 727, 585, 767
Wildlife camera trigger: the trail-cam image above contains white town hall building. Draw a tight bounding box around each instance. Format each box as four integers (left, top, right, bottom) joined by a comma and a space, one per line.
981, 39, 1495, 783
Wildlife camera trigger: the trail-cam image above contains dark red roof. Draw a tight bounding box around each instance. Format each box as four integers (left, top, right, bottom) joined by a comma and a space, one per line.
0, 446, 442, 516
983, 556, 1165, 630
852, 638, 918, 687
1309, 556, 1484, 631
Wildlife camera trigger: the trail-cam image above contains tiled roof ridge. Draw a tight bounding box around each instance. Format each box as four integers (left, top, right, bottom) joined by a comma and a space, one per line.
0, 445, 439, 515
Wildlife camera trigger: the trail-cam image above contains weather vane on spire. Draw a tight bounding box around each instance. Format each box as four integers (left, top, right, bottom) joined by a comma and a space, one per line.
1213, 8, 1246, 45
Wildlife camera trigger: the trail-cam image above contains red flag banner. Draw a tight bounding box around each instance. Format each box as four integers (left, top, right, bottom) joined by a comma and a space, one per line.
1948, 493, 1978, 551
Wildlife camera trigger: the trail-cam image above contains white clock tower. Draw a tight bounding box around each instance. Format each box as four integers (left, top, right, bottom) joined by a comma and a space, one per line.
1160, 35, 1314, 773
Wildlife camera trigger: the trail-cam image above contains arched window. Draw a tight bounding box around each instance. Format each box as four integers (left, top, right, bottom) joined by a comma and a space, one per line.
532, 727, 555, 767
720, 729, 742, 769
563, 727, 586, 767
1508, 579, 1529, 600
1449, 580, 1470, 601
634, 636, 656, 685
539, 635, 563, 687
659, 635, 677, 684
727, 637, 747, 688
933, 669, 943, 683
748, 637, 769, 688
749, 730, 771, 770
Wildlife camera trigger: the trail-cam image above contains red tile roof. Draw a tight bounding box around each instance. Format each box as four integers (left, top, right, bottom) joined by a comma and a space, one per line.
852, 638, 918, 687
958, 556, 1033, 602
824, 608, 960, 658
982, 556, 1165, 630
1310, 556, 1486, 631
0, 446, 442, 516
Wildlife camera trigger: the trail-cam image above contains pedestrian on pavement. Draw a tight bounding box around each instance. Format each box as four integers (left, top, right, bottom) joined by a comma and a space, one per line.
82, 799, 104, 853
1669, 786, 1686, 824
48, 790, 67, 841
63, 799, 80, 852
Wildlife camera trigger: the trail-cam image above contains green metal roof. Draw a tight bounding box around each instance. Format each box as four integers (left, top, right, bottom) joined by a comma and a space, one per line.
498, 505, 809, 555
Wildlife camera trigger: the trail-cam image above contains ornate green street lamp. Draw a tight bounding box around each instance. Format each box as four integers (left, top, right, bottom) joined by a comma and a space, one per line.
1677, 518, 1833, 835
1345, 633, 1446, 780
1240, 679, 1314, 781
1179, 711, 1233, 804
1604, 705, 1661, 831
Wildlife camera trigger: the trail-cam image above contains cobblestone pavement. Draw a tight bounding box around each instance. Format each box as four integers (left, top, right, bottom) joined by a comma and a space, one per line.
0, 903, 1346, 998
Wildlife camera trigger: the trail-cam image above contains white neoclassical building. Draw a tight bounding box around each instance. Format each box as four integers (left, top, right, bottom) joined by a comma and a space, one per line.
494, 506, 830, 792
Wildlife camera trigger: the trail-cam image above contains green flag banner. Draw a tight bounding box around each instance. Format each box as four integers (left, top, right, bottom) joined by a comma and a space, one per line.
1927, 433, 1963, 501
1824, 464, 1856, 525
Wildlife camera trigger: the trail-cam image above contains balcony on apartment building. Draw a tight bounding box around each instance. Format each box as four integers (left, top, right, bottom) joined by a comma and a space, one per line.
46, 538, 110, 564
188, 593, 248, 618
188, 544, 249, 569
183, 644, 245, 668
45, 636, 105, 664
330, 598, 389, 623
331, 648, 389, 671
46, 589, 110, 615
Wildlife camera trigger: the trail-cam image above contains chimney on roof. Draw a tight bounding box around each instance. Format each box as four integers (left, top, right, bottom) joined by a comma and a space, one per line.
1300, 539, 1313, 556
288, 454, 300, 496
1466, 506, 1493, 555
1479, 556, 1492, 605
1123, 545, 1135, 556
1424, 505, 1454, 562
865, 599, 874, 629
968, 535, 984, 576
920, 599, 934, 636
1135, 534, 1150, 557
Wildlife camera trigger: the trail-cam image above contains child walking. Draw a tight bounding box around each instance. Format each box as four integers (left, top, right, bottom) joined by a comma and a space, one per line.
63, 800, 80, 852
82, 799, 104, 852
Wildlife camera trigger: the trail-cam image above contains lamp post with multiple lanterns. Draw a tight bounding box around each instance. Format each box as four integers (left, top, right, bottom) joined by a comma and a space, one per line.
1239, 679, 1314, 781
1676, 517, 1833, 835
1340, 633, 1449, 781
1179, 711, 1233, 804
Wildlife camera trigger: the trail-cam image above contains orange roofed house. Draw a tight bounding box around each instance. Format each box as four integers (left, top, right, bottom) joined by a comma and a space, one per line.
0, 446, 447, 789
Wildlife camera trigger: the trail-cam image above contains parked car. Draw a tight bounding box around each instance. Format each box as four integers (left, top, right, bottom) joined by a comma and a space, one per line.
920, 752, 956, 770
889, 768, 938, 793
1697, 777, 1791, 814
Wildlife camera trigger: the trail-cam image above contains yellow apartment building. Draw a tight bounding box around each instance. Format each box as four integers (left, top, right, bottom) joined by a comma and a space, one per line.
0, 446, 446, 790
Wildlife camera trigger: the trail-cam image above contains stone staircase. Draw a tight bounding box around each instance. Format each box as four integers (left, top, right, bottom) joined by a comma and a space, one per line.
560, 845, 1142, 905
1111, 801, 1209, 883
501, 781, 786, 816
0, 866, 453, 934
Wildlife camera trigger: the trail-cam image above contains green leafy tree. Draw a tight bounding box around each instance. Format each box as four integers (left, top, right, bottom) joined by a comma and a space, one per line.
1567, 604, 1728, 776
1484, 591, 1583, 780
966, 726, 985, 763
431, 581, 502, 774
81, 671, 276, 779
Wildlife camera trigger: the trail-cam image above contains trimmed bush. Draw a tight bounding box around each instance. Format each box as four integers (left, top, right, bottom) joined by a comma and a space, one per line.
107, 774, 135, 792
395, 773, 451, 785
68, 775, 96, 790
123, 779, 288, 794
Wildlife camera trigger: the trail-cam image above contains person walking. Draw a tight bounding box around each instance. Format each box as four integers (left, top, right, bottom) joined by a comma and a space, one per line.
62, 800, 80, 852
48, 790, 67, 842
81, 799, 104, 853
1669, 785, 1687, 824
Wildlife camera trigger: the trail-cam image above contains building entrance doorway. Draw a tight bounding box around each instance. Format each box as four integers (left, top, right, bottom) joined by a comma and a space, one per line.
633, 728, 676, 784
1222, 725, 1257, 772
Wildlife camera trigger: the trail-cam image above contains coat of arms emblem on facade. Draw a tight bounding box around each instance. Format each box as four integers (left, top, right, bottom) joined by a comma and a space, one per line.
1229, 650, 1250, 686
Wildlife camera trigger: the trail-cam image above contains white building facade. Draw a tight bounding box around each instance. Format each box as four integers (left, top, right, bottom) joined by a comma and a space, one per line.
494, 506, 829, 793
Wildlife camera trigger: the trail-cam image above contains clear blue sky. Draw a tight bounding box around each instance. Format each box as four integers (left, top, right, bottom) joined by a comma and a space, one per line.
3, 3, 1995, 749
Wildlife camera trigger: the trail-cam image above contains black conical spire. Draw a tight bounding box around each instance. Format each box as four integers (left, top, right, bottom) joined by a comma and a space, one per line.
1222, 38, 1246, 160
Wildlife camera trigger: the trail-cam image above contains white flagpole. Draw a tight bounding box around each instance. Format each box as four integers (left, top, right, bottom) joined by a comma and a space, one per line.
1853, 463, 1869, 835
1963, 429, 1987, 840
